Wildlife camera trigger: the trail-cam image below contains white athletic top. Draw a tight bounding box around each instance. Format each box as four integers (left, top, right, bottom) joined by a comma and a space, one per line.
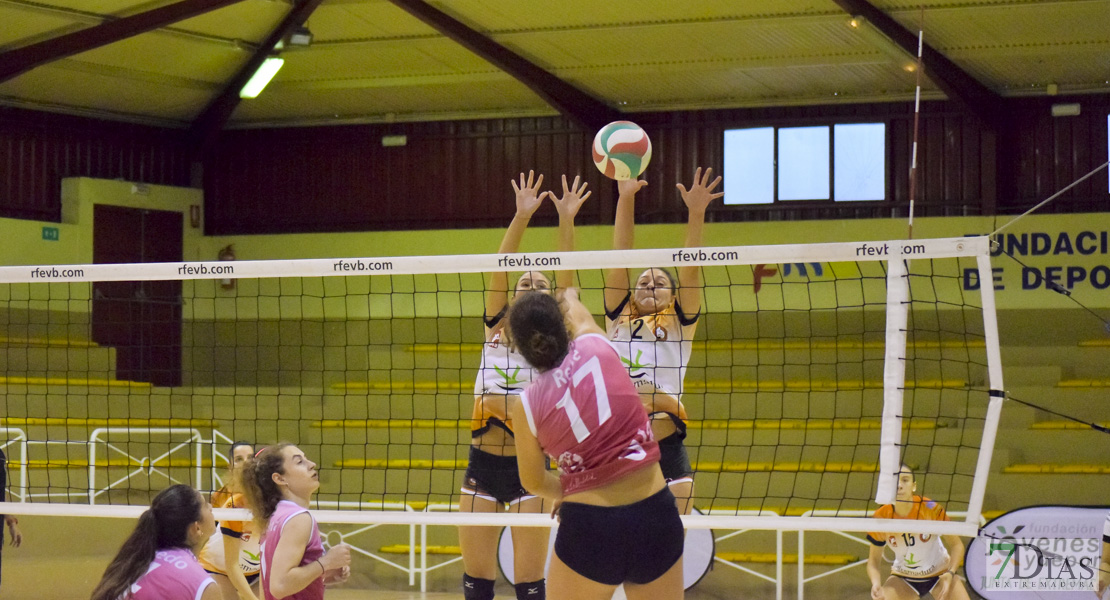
473, 328, 534, 397
606, 296, 697, 399
868, 497, 951, 578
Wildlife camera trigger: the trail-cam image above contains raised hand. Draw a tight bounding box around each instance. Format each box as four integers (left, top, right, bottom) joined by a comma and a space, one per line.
551, 174, 591, 221
617, 177, 648, 197
676, 167, 724, 213
511, 170, 546, 218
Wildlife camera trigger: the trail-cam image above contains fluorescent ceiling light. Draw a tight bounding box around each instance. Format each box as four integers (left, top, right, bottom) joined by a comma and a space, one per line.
239, 57, 284, 99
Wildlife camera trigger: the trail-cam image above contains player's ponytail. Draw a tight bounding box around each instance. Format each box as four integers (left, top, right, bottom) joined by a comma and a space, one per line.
508, 292, 569, 371
240, 443, 290, 535
90, 484, 204, 600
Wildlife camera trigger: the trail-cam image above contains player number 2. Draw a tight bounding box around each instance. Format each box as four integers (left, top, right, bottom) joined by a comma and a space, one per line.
554, 356, 612, 443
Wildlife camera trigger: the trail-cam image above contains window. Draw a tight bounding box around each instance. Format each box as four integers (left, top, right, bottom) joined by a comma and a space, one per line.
723, 122, 886, 204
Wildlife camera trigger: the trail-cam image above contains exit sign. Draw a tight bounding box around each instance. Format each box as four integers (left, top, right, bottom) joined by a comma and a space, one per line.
42, 226, 59, 241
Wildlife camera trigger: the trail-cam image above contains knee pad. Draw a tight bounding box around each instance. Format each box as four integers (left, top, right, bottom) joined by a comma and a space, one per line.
514, 579, 545, 600
463, 573, 495, 600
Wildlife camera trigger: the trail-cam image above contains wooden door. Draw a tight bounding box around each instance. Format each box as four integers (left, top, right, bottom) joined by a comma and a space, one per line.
91, 205, 183, 387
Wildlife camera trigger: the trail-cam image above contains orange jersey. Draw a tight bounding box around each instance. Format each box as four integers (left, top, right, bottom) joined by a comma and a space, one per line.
198, 493, 261, 576
867, 496, 951, 577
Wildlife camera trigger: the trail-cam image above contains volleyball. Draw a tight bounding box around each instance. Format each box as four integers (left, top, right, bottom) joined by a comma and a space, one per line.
592, 120, 652, 180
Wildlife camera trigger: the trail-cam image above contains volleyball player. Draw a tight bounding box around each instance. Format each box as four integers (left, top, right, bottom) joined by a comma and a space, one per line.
460, 171, 589, 600
865, 466, 970, 600
90, 484, 220, 600
603, 167, 723, 515
199, 441, 260, 600
240, 444, 351, 600
509, 288, 684, 600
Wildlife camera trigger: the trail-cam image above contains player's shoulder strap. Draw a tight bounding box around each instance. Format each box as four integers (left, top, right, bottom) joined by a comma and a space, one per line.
605, 292, 632, 322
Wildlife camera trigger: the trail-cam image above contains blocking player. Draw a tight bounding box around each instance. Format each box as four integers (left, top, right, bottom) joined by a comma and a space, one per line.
603, 167, 723, 514
460, 171, 589, 600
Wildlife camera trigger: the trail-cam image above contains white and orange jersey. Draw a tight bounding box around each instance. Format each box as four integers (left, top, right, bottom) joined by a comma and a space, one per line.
606, 294, 698, 404
198, 493, 261, 576
867, 496, 951, 578
471, 313, 535, 436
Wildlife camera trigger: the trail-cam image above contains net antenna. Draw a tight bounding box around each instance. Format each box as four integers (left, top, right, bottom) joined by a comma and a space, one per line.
0, 237, 1003, 538
906, 5, 925, 240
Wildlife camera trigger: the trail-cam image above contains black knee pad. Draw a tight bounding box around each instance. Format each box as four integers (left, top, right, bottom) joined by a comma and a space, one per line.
514, 579, 545, 600
463, 573, 495, 600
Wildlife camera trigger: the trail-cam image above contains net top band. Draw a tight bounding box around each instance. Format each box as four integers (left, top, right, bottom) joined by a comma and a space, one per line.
0, 236, 988, 283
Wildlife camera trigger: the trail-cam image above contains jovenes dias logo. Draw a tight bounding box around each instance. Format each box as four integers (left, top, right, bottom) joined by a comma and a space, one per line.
967, 506, 1103, 597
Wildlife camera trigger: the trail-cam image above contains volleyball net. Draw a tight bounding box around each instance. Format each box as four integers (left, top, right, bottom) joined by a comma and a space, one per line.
0, 236, 1002, 535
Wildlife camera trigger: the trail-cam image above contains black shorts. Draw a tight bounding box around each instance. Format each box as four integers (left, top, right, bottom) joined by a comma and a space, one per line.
554, 487, 684, 586
204, 570, 259, 585
460, 446, 531, 505
898, 575, 939, 596
658, 433, 694, 482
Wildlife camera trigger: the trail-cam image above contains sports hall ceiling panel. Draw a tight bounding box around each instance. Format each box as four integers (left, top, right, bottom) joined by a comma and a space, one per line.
0, 63, 213, 122
231, 79, 552, 126
0, 0, 1104, 128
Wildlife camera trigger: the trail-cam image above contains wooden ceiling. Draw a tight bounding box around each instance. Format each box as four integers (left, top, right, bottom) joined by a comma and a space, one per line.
0, 0, 1107, 130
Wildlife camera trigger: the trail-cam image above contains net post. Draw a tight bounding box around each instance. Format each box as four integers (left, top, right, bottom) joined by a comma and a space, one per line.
797, 529, 805, 600
965, 253, 1006, 526
876, 249, 910, 505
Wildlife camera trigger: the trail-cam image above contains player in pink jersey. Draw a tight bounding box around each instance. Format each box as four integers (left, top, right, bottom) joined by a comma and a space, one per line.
90, 484, 220, 600
241, 444, 351, 600
509, 289, 684, 600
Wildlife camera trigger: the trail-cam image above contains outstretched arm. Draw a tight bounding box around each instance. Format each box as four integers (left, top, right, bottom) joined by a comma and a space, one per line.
487, 171, 548, 320
604, 179, 648, 314
674, 167, 723, 316
559, 288, 604, 339
551, 175, 591, 291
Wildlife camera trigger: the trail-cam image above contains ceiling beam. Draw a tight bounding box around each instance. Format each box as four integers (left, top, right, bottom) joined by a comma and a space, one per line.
385, 0, 619, 131
829, 0, 1002, 127
0, 0, 249, 84
188, 0, 325, 154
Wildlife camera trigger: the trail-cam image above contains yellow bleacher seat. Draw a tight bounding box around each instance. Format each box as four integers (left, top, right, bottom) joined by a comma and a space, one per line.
405, 340, 983, 353
13, 458, 216, 468
312, 418, 940, 431
0, 376, 150, 388
1029, 421, 1109, 430
1057, 379, 1110, 388
335, 459, 468, 469
0, 418, 218, 427
1002, 464, 1110, 474
0, 336, 98, 348
330, 379, 963, 393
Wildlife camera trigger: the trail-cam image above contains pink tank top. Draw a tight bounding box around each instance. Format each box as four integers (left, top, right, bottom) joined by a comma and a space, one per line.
261, 500, 325, 600
129, 547, 215, 600
520, 334, 659, 495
